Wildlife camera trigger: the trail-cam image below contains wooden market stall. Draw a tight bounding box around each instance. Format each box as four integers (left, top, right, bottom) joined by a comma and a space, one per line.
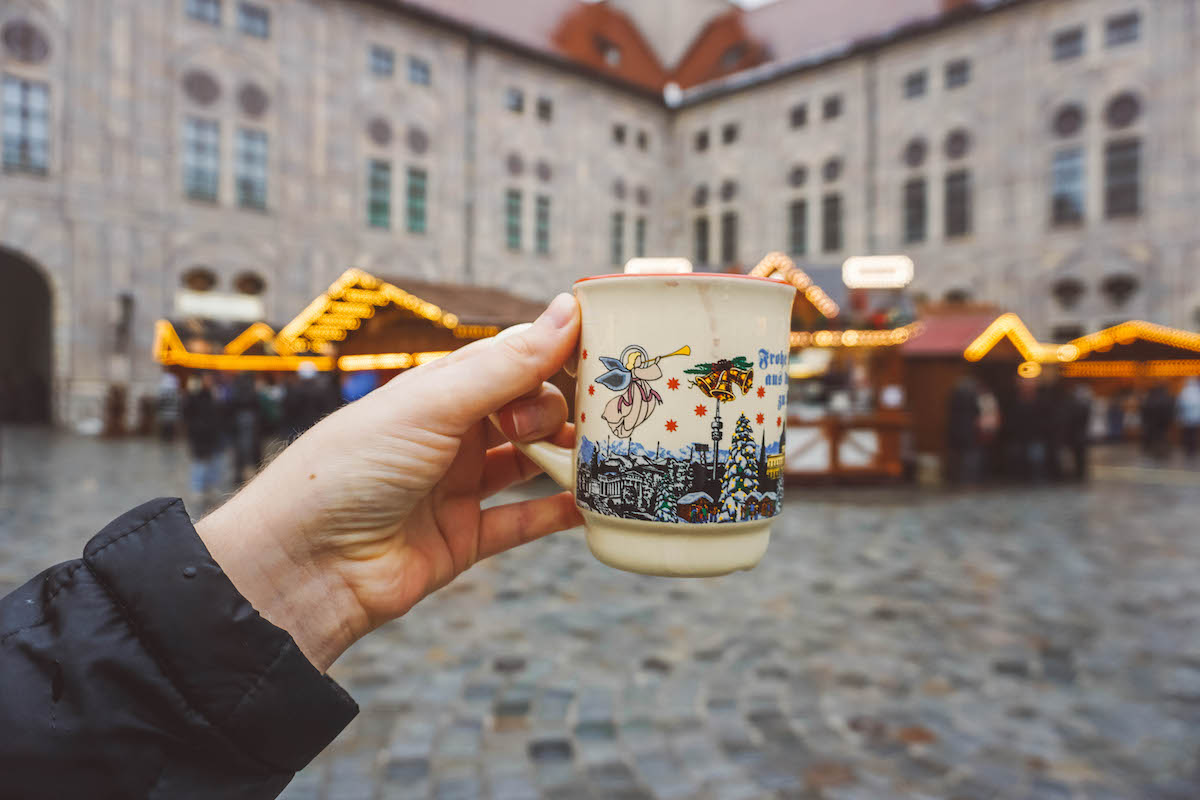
750, 252, 919, 483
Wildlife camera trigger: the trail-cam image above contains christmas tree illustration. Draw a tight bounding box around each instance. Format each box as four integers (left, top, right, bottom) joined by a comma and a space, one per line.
718, 413, 759, 521
653, 460, 687, 522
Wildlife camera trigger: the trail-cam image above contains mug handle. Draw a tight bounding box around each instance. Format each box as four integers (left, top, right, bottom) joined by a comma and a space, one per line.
487, 323, 576, 491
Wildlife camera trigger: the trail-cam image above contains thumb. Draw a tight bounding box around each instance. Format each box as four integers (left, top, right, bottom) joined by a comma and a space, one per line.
399, 293, 579, 432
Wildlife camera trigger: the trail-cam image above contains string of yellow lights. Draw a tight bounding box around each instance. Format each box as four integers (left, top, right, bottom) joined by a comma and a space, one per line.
790, 322, 923, 349
750, 252, 840, 319
965, 314, 1200, 364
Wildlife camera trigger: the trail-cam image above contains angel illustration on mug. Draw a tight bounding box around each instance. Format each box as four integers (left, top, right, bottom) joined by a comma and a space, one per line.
594, 343, 691, 438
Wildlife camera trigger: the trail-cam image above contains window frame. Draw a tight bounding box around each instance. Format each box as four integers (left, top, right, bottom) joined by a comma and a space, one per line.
534, 194, 551, 255
721, 123, 739, 145
234, 127, 268, 210
789, 103, 807, 128
903, 70, 927, 99
367, 159, 392, 229
822, 95, 842, 120
369, 45, 395, 78
505, 189, 522, 250
186, 0, 221, 26
536, 97, 553, 122
2, 75, 49, 175
634, 216, 646, 258
944, 169, 972, 238
182, 116, 221, 203
504, 87, 524, 114
945, 58, 971, 89
405, 166, 427, 234
694, 216, 710, 265
237, 2, 269, 38
1052, 26, 1084, 61
407, 56, 431, 86
1105, 12, 1140, 47
719, 211, 738, 266
610, 211, 625, 267
821, 193, 843, 253
612, 123, 626, 146
694, 129, 709, 152
903, 177, 927, 244
1050, 146, 1085, 227
1104, 138, 1140, 218
788, 199, 807, 257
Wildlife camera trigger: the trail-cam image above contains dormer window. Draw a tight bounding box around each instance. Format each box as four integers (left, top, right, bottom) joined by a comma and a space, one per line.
719, 43, 747, 70
595, 35, 621, 67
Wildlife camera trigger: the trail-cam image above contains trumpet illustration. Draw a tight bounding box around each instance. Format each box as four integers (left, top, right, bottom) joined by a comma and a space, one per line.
595, 343, 690, 438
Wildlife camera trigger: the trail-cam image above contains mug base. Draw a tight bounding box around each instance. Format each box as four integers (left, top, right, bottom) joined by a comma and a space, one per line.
580, 509, 772, 577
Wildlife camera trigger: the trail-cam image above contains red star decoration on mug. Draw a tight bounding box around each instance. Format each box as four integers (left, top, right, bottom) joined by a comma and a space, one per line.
756, 386, 766, 399
667, 377, 680, 390
694, 404, 708, 417
756, 413, 764, 425
665, 419, 678, 432
581, 412, 587, 422
776, 416, 782, 427
582, 349, 588, 360
588, 384, 595, 396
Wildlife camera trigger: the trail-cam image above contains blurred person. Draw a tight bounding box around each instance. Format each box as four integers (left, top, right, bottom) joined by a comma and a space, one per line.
1064, 384, 1093, 481
283, 362, 337, 441
231, 372, 264, 484
946, 375, 981, 484
1032, 379, 1065, 482
1177, 377, 1200, 459
1105, 388, 1128, 443
184, 372, 228, 513
1000, 380, 1038, 480
156, 371, 181, 441
1141, 383, 1175, 460
0, 295, 580, 798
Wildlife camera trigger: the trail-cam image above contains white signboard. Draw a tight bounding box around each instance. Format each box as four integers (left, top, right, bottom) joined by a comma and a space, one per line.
842, 255, 914, 289
175, 290, 265, 321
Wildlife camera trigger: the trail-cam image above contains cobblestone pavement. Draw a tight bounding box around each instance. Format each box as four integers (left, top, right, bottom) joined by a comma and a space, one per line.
3, 426, 1200, 799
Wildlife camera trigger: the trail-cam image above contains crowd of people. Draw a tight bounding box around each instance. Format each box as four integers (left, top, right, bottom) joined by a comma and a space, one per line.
157, 364, 343, 512
945, 375, 1200, 484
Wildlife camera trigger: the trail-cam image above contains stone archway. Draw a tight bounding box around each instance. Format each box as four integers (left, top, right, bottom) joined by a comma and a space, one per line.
0, 247, 52, 422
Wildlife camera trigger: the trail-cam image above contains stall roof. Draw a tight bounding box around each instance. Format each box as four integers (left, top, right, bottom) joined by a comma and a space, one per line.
372, 275, 548, 328
901, 310, 1000, 358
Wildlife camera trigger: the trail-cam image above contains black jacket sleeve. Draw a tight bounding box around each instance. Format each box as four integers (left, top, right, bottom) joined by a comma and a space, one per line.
0, 498, 358, 800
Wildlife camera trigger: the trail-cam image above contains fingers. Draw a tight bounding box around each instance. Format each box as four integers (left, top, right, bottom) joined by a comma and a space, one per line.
489, 382, 569, 446
476, 491, 583, 561
397, 294, 579, 434
481, 424, 576, 497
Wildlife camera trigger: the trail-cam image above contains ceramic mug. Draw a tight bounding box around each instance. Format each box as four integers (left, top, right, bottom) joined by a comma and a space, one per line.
499, 272, 796, 577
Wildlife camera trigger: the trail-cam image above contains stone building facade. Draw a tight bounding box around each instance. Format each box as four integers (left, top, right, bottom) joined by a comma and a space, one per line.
0, 0, 1195, 427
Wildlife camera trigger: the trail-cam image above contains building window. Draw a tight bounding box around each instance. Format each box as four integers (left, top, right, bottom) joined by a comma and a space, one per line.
788, 199, 807, 256
1105, 92, 1141, 129
720, 212, 738, 265
237, 3, 269, 38
1052, 27, 1084, 61
505, 189, 522, 250
408, 56, 431, 86
370, 45, 394, 77
822, 95, 842, 120
722, 123, 738, 145
694, 129, 709, 152
536, 97, 553, 122
945, 170, 972, 237
612, 124, 626, 145
789, 103, 807, 128
1104, 138, 1140, 218
2, 76, 49, 174
406, 167, 427, 233
595, 35, 621, 67
182, 266, 217, 292
183, 117, 220, 202
903, 70, 927, 98
822, 157, 842, 183
1050, 147, 1084, 226
903, 178, 926, 243
1105, 12, 1140, 47
636, 130, 648, 151
944, 128, 971, 160
535, 195, 550, 254
788, 165, 807, 188
610, 211, 624, 266
504, 87, 524, 113
235, 128, 268, 210
634, 216, 646, 258
903, 138, 928, 168
694, 217, 709, 265
367, 159, 391, 228
1051, 278, 1085, 310
1053, 104, 1084, 138
945, 59, 970, 89
187, 0, 221, 25
821, 194, 842, 252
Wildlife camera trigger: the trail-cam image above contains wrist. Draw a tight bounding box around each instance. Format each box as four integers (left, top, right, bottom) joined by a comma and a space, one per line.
195, 481, 366, 673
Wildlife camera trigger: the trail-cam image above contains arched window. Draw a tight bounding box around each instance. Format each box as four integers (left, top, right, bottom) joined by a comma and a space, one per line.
181, 69, 221, 106
903, 138, 927, 168
944, 128, 971, 160
822, 157, 842, 182
1101, 273, 1138, 306
2, 20, 50, 63
1051, 277, 1085, 309
788, 165, 807, 188
1052, 104, 1084, 137
1105, 92, 1141, 129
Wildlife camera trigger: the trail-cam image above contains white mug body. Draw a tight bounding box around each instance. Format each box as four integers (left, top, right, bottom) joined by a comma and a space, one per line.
572, 274, 795, 576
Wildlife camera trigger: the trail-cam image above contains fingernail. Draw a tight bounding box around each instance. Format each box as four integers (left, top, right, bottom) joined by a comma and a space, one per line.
538, 293, 576, 329
512, 403, 544, 440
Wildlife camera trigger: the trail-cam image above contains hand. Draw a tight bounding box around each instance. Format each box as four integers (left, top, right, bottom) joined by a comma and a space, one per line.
196, 294, 582, 672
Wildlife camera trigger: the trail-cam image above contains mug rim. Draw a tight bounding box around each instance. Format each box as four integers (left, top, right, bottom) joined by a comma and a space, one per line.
574, 272, 794, 289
